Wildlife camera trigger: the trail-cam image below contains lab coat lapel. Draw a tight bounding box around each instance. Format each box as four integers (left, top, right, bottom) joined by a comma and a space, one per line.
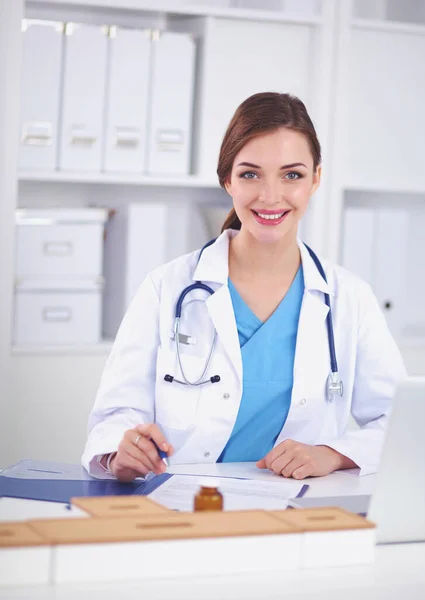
274, 241, 334, 447
192, 230, 242, 381
293, 290, 330, 384
206, 285, 242, 381
293, 241, 333, 396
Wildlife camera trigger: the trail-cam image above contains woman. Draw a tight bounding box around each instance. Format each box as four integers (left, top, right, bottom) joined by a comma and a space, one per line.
83, 92, 406, 482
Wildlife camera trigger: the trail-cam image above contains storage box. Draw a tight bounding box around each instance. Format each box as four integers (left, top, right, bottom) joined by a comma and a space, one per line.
271, 507, 376, 568
14, 283, 102, 345
146, 32, 195, 175
15, 208, 108, 280
19, 20, 64, 171
0, 522, 51, 587
29, 511, 302, 583
103, 27, 151, 173
71, 495, 170, 518
59, 23, 108, 171
102, 202, 168, 338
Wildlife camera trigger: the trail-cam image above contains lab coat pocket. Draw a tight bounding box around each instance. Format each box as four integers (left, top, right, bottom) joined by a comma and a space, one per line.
154, 346, 203, 432
157, 423, 195, 457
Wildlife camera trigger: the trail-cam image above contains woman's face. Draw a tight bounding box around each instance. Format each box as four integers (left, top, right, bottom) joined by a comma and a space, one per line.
225, 128, 321, 245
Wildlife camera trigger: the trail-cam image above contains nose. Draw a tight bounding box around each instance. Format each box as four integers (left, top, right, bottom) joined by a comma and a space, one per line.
258, 181, 281, 205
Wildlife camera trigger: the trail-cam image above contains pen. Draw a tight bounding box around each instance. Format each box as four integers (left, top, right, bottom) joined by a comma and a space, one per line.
153, 440, 169, 468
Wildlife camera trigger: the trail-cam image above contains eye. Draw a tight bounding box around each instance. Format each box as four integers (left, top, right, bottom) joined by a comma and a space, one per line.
284, 171, 303, 181
239, 171, 258, 180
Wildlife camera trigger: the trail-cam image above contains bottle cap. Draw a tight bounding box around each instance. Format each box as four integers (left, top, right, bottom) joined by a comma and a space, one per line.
198, 477, 221, 488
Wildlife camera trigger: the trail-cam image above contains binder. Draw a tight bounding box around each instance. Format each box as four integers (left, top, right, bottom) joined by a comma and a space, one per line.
146, 32, 196, 175
19, 20, 64, 171
59, 23, 108, 171
0, 459, 170, 503
104, 27, 151, 173
102, 202, 168, 338
374, 207, 409, 341
0, 473, 171, 504
341, 205, 376, 286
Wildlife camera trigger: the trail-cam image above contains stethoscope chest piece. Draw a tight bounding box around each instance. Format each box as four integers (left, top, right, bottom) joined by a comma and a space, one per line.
327, 373, 343, 402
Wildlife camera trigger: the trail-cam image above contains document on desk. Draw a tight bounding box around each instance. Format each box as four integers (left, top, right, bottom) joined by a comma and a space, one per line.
148, 475, 306, 512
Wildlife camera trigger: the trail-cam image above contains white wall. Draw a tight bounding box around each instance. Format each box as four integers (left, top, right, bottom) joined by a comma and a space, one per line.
9, 353, 107, 465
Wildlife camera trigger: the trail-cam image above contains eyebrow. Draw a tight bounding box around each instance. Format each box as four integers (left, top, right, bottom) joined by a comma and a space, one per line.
236, 161, 307, 169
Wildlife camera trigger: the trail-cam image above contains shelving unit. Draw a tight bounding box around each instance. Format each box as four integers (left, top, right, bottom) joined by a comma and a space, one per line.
18, 171, 220, 188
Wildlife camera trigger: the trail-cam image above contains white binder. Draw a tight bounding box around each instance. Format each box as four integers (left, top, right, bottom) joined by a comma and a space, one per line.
59, 23, 108, 171
374, 208, 409, 341
146, 32, 195, 175
341, 206, 376, 286
104, 27, 151, 173
19, 20, 64, 171
102, 202, 168, 339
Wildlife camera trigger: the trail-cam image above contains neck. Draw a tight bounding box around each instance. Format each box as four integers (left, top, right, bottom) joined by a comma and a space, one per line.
229, 228, 301, 280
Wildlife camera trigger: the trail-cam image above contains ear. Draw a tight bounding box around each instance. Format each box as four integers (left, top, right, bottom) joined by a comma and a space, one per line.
224, 176, 232, 197
310, 165, 322, 196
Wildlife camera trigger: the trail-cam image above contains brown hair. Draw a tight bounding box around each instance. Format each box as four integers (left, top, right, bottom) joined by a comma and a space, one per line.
218, 92, 321, 232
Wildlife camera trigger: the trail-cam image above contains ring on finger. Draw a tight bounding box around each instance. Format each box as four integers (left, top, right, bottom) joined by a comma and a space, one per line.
134, 434, 142, 448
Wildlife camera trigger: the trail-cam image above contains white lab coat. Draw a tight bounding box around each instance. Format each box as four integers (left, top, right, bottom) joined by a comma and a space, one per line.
83, 230, 406, 477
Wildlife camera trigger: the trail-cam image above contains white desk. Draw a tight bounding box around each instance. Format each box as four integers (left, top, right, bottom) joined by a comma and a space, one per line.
1, 464, 424, 599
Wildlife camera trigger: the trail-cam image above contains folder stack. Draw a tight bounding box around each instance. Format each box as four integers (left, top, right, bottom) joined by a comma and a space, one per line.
0, 499, 375, 587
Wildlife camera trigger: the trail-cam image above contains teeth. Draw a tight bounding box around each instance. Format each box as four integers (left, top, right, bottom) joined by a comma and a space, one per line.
257, 212, 286, 220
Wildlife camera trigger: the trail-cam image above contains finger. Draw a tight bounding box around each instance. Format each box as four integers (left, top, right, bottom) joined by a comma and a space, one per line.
292, 464, 313, 480
112, 451, 151, 481
281, 455, 308, 479
121, 446, 156, 475
269, 450, 297, 475
265, 439, 295, 470
124, 436, 159, 473
256, 458, 267, 469
134, 436, 166, 474
135, 424, 172, 455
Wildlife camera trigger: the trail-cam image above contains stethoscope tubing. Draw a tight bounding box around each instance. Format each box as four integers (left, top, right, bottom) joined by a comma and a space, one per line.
168, 239, 342, 397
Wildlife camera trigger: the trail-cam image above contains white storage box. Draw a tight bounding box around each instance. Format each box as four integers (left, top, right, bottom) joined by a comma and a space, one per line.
59, 23, 108, 171
104, 27, 151, 173
15, 208, 108, 280
102, 202, 168, 338
146, 32, 195, 175
14, 280, 103, 345
30, 511, 301, 584
0, 523, 51, 587
19, 20, 64, 171
272, 508, 376, 568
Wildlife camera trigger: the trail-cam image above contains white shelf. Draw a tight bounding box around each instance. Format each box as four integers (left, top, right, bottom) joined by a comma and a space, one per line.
12, 341, 114, 355
18, 171, 220, 188
344, 184, 425, 196
26, 0, 322, 26
352, 18, 425, 37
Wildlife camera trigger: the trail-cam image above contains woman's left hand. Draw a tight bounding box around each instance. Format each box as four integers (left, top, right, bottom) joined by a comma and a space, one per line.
256, 439, 350, 479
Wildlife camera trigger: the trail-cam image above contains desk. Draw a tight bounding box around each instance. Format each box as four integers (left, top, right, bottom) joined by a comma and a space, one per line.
1, 464, 424, 599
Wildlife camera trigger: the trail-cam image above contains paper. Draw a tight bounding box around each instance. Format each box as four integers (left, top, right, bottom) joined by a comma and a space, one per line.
168, 461, 298, 483
148, 474, 305, 512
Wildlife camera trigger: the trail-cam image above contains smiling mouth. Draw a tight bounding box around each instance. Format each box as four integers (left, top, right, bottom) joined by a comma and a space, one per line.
252, 210, 290, 221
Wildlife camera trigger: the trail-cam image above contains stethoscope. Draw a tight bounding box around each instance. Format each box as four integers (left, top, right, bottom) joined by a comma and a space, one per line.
164, 239, 344, 402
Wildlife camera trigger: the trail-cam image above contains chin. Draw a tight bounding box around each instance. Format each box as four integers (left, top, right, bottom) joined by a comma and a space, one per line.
250, 227, 287, 245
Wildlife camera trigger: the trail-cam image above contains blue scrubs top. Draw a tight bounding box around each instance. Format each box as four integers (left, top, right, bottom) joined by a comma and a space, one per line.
218, 267, 304, 463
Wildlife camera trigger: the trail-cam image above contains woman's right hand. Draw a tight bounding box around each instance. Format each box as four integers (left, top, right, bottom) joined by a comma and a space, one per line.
109, 424, 173, 482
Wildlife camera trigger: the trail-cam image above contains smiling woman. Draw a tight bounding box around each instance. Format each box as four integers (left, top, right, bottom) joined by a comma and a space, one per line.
83, 92, 406, 484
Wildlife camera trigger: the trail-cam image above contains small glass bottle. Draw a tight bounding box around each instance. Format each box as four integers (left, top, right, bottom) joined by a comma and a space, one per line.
194, 478, 224, 512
